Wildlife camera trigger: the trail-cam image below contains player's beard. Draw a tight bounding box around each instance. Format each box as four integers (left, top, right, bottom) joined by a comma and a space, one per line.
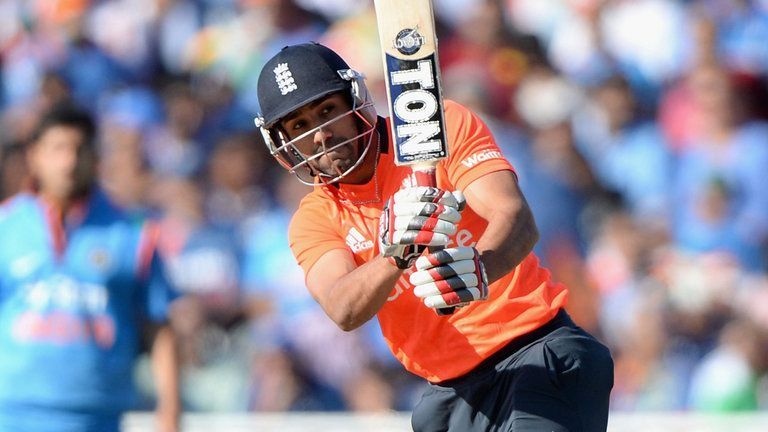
305, 115, 376, 184
314, 132, 365, 179
325, 139, 358, 176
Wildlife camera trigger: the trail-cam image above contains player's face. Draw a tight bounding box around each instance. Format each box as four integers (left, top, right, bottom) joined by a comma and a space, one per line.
27, 125, 96, 202
279, 92, 363, 178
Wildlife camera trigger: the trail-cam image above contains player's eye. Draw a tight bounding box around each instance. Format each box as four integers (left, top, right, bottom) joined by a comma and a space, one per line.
291, 120, 306, 131
320, 104, 335, 115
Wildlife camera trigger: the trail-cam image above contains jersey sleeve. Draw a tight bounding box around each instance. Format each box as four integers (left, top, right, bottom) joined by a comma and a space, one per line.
288, 196, 348, 276
136, 221, 179, 323
443, 100, 515, 191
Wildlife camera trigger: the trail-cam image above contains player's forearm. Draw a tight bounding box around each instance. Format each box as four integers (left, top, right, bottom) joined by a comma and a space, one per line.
150, 324, 181, 430
475, 201, 539, 284
323, 256, 403, 331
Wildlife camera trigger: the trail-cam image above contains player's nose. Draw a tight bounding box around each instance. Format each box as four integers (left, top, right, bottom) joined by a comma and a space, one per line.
313, 128, 332, 146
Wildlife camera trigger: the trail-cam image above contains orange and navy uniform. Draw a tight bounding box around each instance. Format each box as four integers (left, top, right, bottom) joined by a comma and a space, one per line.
289, 100, 568, 383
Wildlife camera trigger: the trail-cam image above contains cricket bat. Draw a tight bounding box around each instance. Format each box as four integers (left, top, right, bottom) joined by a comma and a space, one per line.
373, 0, 456, 315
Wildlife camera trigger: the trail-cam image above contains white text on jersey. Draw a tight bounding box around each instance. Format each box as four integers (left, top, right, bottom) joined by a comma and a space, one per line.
461, 149, 504, 168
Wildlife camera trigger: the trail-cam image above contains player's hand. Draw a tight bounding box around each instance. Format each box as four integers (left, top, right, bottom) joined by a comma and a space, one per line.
378, 187, 465, 269
410, 246, 489, 308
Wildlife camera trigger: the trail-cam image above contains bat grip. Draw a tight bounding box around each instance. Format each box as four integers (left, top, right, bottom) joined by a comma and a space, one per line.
411, 166, 456, 316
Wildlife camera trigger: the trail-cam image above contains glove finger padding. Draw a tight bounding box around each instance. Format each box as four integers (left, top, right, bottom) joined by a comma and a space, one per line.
393, 187, 466, 211
412, 273, 480, 298
410, 247, 489, 308
391, 232, 453, 248
392, 202, 461, 223
381, 201, 454, 248
410, 259, 478, 286
414, 247, 476, 270
391, 216, 457, 247
394, 216, 457, 234
424, 288, 485, 308
379, 187, 466, 269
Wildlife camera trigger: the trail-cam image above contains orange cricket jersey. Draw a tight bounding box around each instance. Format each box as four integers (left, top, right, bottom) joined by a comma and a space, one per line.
288, 100, 568, 382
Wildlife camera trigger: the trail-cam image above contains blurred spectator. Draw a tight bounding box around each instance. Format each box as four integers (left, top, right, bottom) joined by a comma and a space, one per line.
296, 0, 368, 20
0, 105, 179, 431
511, 68, 596, 261
598, 0, 691, 107
545, 0, 616, 86
144, 81, 206, 179
2, 71, 73, 147
657, 11, 720, 152
672, 63, 768, 271
510, 68, 605, 330
148, 178, 247, 412
98, 122, 153, 213
155, 179, 241, 314
573, 75, 673, 229
58, 35, 130, 112
320, 6, 384, 108
195, 77, 256, 142
204, 133, 267, 230
185, 0, 328, 113
688, 318, 766, 411
85, 0, 158, 81
609, 283, 688, 410
441, 0, 546, 123
510, 0, 691, 107
586, 208, 654, 342
154, 0, 203, 75
702, 0, 768, 75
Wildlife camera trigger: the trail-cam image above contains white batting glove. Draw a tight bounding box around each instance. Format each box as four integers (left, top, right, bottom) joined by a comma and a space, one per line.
410, 246, 489, 308
379, 187, 466, 269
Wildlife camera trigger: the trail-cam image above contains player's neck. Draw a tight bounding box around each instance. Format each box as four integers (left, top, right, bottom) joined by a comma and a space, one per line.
38, 189, 90, 220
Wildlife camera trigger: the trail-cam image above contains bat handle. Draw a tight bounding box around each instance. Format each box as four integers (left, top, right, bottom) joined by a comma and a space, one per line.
411, 166, 456, 316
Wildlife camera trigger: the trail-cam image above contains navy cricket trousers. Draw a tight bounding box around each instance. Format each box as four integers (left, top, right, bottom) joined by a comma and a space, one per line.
411, 310, 614, 432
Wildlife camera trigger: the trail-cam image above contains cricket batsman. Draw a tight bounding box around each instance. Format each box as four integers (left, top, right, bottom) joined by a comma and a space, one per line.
254, 42, 614, 431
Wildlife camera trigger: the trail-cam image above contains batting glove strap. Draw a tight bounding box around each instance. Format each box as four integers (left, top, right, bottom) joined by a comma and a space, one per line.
384, 246, 426, 269
410, 247, 489, 308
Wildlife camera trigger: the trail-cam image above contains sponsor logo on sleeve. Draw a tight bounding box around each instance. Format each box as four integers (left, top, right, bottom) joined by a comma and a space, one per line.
461, 149, 504, 168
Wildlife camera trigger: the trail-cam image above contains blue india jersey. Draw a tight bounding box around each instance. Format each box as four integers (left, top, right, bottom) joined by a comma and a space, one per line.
0, 191, 176, 432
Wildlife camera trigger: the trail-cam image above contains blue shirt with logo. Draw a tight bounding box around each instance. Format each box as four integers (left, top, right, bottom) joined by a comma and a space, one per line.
0, 191, 176, 432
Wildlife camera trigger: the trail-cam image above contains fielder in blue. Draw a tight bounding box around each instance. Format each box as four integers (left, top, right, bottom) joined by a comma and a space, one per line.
0, 106, 180, 432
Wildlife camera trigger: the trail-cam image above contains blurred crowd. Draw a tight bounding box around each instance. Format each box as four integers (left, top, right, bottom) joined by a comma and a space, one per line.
1, 0, 767, 415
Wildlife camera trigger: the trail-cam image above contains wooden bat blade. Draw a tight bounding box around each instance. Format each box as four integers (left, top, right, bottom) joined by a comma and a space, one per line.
374, 0, 448, 167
